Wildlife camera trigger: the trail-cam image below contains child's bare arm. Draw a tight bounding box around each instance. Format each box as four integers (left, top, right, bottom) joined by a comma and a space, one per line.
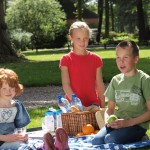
96, 67, 105, 108
0, 133, 28, 142
105, 100, 116, 123
61, 66, 74, 100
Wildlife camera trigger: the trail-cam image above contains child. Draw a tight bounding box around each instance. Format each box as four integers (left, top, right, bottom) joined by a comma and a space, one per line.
92, 40, 150, 145
59, 21, 105, 110
0, 68, 30, 149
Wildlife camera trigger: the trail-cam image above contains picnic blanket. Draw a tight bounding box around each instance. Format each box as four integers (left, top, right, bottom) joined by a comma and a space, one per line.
68, 135, 150, 150
23, 131, 150, 150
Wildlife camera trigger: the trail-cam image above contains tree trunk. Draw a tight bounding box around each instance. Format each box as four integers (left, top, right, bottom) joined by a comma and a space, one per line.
136, 0, 147, 44
0, 0, 18, 63
96, 0, 103, 42
75, 0, 83, 21
110, 0, 114, 31
105, 0, 109, 38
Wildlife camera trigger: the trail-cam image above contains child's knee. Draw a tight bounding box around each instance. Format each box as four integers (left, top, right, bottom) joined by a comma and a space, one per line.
104, 134, 117, 144
92, 137, 104, 145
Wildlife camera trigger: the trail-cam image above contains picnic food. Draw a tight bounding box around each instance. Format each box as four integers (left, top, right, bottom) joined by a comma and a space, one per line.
82, 124, 95, 135
70, 105, 81, 112
75, 132, 84, 138
107, 114, 118, 123
94, 130, 99, 134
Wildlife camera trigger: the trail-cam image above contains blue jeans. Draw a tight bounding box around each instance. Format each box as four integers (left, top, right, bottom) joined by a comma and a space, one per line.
0, 141, 27, 150
92, 125, 146, 145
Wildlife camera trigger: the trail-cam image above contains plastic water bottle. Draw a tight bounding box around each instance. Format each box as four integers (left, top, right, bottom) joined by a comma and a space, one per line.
44, 111, 55, 133
56, 109, 62, 128
71, 94, 83, 111
57, 95, 71, 113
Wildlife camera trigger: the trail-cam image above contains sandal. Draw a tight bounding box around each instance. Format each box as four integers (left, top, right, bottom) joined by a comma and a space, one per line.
43, 132, 55, 150
55, 128, 69, 150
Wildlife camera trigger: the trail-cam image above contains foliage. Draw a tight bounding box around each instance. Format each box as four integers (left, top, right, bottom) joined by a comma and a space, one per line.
73, 0, 84, 20
99, 31, 138, 45
101, 38, 109, 45
85, 0, 97, 14
10, 29, 32, 51
86, 0, 150, 44
112, 32, 138, 43
6, 0, 67, 49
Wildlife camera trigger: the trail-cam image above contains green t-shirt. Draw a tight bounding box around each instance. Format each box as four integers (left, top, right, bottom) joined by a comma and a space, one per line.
105, 70, 150, 129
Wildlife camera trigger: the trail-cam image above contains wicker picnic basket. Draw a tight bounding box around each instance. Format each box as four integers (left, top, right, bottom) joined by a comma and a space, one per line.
61, 111, 99, 136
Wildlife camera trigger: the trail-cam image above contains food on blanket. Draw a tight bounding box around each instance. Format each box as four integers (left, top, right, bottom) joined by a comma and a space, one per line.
94, 130, 99, 134
75, 132, 84, 138
91, 130, 100, 135
82, 124, 95, 135
70, 105, 81, 112
107, 114, 118, 123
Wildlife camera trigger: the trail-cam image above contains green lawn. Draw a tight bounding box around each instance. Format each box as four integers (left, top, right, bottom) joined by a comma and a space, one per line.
0, 48, 149, 86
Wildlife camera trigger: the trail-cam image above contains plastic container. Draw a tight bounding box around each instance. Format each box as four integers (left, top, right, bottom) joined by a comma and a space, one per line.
71, 94, 83, 111
44, 111, 55, 133
56, 109, 62, 128
48, 107, 57, 129
57, 95, 71, 113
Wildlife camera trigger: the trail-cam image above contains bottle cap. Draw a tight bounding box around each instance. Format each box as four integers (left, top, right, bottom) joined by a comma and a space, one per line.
45, 111, 54, 116
72, 94, 76, 97
56, 109, 62, 115
57, 95, 62, 99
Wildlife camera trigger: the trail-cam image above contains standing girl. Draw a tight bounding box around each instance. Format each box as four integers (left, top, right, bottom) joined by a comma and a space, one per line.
59, 21, 105, 110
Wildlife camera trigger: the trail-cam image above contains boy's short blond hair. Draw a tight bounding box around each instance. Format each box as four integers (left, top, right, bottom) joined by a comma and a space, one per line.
0, 68, 23, 96
69, 21, 91, 37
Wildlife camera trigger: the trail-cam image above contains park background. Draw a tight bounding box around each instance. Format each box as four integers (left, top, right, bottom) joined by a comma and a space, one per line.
0, 1, 150, 147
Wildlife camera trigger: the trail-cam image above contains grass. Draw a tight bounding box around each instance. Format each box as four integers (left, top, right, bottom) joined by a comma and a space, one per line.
26, 107, 49, 129
0, 48, 149, 86
26, 105, 59, 129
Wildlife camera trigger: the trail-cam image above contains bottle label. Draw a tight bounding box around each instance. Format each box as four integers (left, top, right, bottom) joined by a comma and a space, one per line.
44, 116, 54, 132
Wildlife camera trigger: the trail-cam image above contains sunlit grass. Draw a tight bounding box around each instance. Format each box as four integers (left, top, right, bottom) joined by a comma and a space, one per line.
26, 105, 59, 129
1, 48, 149, 86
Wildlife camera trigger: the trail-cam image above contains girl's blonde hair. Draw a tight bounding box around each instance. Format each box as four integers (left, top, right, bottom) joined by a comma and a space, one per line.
0, 68, 23, 96
69, 21, 91, 37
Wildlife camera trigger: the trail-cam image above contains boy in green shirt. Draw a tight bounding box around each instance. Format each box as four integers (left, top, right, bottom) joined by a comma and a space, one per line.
92, 40, 150, 144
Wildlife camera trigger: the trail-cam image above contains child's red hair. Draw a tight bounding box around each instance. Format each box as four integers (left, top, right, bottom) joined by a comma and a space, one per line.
0, 68, 23, 96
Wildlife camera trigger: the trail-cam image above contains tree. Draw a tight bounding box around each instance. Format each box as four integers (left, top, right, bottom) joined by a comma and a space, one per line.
110, 0, 114, 31
74, 0, 84, 20
85, 0, 98, 14
136, 0, 147, 44
6, 0, 67, 50
96, 0, 103, 42
105, 0, 109, 38
0, 0, 18, 63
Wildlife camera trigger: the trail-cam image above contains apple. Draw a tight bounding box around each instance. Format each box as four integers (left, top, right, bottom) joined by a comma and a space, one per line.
107, 114, 118, 123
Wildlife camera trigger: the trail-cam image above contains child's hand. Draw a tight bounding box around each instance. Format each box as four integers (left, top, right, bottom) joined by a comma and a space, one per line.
107, 119, 129, 128
4, 133, 28, 142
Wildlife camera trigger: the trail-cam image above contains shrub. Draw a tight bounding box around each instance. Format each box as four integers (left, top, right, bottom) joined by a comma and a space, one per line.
10, 29, 32, 51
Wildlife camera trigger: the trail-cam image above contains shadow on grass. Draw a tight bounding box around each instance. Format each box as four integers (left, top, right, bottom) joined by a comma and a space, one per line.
23, 49, 68, 56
